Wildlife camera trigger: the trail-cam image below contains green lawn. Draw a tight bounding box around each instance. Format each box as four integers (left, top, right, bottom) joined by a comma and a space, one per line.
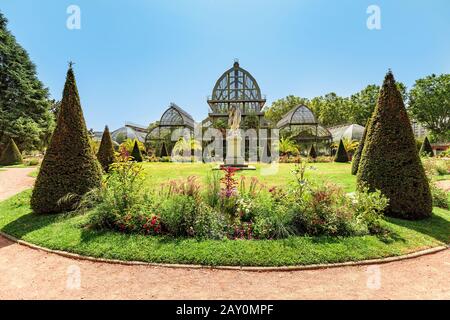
0, 162, 448, 267
142, 162, 357, 192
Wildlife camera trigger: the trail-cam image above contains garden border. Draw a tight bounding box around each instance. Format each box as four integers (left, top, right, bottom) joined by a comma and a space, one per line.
1, 231, 448, 272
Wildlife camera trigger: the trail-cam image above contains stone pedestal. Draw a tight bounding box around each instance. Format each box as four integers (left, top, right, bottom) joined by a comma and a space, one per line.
225, 134, 245, 166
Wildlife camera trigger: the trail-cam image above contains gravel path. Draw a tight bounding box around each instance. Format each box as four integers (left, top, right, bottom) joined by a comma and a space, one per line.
0, 168, 449, 299
0, 167, 35, 201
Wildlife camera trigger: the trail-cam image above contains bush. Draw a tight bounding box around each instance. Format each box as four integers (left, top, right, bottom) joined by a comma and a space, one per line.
419, 136, 434, 157
131, 140, 143, 162
0, 137, 23, 165
85, 149, 154, 232
25, 158, 39, 166
357, 71, 432, 220
97, 125, 116, 172
31, 66, 102, 214
351, 122, 368, 175
334, 139, 349, 162
430, 184, 449, 209
308, 145, 317, 159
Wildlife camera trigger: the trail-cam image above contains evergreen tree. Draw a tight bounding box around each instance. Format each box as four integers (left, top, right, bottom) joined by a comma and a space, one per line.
308, 144, 317, 159
351, 120, 369, 175
0, 12, 55, 152
131, 140, 143, 162
357, 71, 432, 220
419, 136, 434, 157
97, 125, 116, 172
334, 139, 349, 162
0, 137, 23, 165
31, 65, 102, 214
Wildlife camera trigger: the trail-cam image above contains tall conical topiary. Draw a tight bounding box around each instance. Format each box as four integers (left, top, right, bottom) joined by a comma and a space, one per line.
419, 136, 434, 157
308, 144, 317, 159
31, 65, 102, 214
97, 125, 116, 172
0, 137, 23, 165
131, 140, 143, 162
334, 139, 349, 162
357, 71, 432, 220
351, 121, 369, 175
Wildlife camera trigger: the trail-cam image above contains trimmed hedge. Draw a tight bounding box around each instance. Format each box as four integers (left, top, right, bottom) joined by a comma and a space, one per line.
0, 138, 23, 165
334, 139, 349, 162
131, 140, 143, 162
97, 125, 116, 172
357, 71, 432, 220
31, 66, 102, 214
308, 144, 317, 159
351, 121, 368, 175
419, 136, 434, 157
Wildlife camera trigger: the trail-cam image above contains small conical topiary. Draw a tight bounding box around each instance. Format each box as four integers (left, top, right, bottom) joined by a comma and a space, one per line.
0, 137, 23, 165
308, 144, 317, 159
419, 136, 434, 157
351, 121, 369, 175
97, 125, 116, 172
334, 139, 349, 162
357, 71, 432, 220
31, 65, 102, 214
131, 140, 143, 162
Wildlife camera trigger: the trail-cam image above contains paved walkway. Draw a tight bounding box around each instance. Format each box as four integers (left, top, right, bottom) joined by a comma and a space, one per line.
0, 168, 449, 299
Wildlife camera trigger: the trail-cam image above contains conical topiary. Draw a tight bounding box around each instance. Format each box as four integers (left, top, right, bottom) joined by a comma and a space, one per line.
0, 137, 23, 165
308, 144, 317, 159
31, 65, 102, 214
351, 121, 369, 175
419, 136, 434, 157
334, 139, 349, 162
131, 140, 143, 162
97, 125, 116, 172
357, 71, 432, 220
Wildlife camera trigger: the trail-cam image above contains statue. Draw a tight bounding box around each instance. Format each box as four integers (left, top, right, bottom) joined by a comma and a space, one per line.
228, 104, 241, 132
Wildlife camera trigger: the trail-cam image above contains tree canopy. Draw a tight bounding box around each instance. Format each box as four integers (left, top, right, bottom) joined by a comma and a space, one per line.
0, 11, 55, 152
408, 74, 450, 141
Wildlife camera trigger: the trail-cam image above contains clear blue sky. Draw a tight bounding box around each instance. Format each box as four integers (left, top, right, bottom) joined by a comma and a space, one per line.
1, 0, 449, 131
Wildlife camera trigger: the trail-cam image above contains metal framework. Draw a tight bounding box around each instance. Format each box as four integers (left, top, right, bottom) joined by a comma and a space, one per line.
146, 103, 195, 156
277, 105, 332, 147
207, 61, 266, 125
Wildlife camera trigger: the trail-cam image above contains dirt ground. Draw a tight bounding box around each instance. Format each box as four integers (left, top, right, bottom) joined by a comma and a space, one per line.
0, 168, 449, 300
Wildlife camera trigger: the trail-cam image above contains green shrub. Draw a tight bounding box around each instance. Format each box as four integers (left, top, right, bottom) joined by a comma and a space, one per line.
308, 145, 317, 159
131, 140, 143, 162
0, 137, 23, 165
159, 194, 197, 237
25, 158, 39, 166
357, 71, 432, 220
97, 125, 116, 172
334, 139, 349, 162
31, 66, 102, 214
419, 136, 434, 157
351, 122, 368, 175
430, 184, 449, 209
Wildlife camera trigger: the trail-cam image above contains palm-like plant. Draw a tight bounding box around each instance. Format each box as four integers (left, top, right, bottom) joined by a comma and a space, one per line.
278, 137, 300, 156
172, 136, 202, 156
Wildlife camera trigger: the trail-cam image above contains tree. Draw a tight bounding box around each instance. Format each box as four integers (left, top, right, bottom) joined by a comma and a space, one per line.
264, 95, 309, 125
351, 121, 368, 175
31, 65, 102, 214
0, 137, 23, 165
334, 139, 349, 162
357, 71, 432, 220
131, 140, 143, 162
419, 136, 434, 157
308, 144, 317, 159
0, 12, 55, 152
97, 125, 116, 172
409, 74, 450, 141
309, 93, 350, 126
